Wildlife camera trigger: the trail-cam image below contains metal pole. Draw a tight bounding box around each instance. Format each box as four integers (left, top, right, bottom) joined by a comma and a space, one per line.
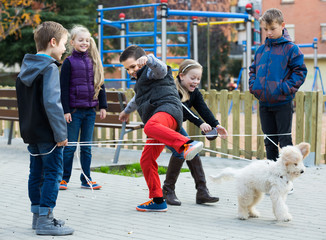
245, 17, 252, 92
161, 0, 168, 63
244, 4, 253, 92
207, 17, 211, 90
97, 5, 103, 58
120, 13, 126, 90
313, 37, 318, 69
313, 37, 318, 90
242, 40, 246, 92
192, 16, 198, 62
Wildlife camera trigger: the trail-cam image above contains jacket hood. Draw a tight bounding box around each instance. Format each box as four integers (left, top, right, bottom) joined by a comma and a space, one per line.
17, 54, 58, 87
264, 28, 292, 46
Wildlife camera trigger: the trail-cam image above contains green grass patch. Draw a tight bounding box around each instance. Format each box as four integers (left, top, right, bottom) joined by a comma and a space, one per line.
92, 162, 189, 178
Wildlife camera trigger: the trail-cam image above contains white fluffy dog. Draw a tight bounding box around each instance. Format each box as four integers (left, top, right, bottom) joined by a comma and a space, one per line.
210, 142, 310, 222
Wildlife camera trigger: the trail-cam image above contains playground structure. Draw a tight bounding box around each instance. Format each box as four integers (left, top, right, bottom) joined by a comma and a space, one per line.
97, 1, 254, 90
298, 38, 325, 93
97, 2, 323, 93
97, 3, 192, 89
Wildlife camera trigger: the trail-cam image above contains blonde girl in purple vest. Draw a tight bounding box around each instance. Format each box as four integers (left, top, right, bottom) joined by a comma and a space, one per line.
59, 25, 107, 190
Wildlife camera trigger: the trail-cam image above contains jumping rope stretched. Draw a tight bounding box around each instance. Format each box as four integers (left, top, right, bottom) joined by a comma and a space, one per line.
27, 132, 290, 161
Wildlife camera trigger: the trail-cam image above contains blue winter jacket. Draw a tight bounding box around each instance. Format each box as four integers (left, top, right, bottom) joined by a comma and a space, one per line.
249, 29, 307, 106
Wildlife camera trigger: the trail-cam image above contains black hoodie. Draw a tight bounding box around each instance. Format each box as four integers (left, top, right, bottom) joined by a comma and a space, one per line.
16, 54, 67, 144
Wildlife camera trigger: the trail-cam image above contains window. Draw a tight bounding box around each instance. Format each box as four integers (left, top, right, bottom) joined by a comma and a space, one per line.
281, 0, 294, 3
285, 24, 295, 42
321, 24, 326, 41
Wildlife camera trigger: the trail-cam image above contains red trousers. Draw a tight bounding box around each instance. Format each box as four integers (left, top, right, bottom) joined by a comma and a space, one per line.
140, 112, 190, 198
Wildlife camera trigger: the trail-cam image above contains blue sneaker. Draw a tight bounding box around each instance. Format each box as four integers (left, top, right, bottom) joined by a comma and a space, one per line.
183, 141, 204, 160
81, 181, 102, 190
136, 199, 168, 212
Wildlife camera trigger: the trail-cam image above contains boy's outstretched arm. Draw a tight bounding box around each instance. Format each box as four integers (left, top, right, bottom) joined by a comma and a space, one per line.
146, 54, 168, 80
119, 95, 137, 122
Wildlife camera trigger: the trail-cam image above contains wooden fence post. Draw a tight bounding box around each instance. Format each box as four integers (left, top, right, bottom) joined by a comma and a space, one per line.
125, 89, 134, 150
244, 91, 252, 159
295, 91, 305, 144
315, 91, 323, 165
256, 101, 265, 159
220, 90, 228, 158
232, 90, 240, 158
208, 89, 218, 155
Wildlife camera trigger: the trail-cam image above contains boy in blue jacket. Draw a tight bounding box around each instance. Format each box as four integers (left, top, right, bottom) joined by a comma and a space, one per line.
249, 8, 307, 161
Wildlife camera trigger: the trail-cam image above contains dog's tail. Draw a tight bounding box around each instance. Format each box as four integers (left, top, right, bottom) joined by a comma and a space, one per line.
209, 167, 239, 183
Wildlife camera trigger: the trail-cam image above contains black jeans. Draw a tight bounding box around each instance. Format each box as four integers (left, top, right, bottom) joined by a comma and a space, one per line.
259, 102, 293, 161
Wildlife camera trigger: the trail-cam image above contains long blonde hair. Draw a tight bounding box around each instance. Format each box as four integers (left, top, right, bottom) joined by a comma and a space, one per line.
69, 25, 104, 99
175, 59, 203, 102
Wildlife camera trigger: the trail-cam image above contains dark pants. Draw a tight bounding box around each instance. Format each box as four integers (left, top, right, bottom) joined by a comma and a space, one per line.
259, 102, 293, 161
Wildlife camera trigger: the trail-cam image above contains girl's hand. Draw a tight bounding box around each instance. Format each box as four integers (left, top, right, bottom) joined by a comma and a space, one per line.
136, 56, 148, 69
64, 113, 72, 123
119, 111, 130, 122
100, 109, 107, 120
216, 125, 228, 139
200, 123, 212, 133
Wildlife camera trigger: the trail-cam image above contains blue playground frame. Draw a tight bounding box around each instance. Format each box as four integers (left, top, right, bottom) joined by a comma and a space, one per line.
97, 2, 253, 89
97, 3, 192, 88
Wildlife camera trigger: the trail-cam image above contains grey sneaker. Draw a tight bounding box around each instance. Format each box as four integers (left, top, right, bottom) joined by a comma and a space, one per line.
36, 215, 74, 236
32, 213, 65, 230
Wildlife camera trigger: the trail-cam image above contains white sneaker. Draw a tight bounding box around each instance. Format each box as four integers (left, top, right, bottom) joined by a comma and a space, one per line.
183, 141, 204, 160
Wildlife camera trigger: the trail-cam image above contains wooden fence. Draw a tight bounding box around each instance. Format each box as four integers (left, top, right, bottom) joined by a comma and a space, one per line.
1, 88, 325, 165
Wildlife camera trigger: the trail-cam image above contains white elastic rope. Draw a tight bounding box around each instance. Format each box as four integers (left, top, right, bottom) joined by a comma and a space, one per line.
182, 103, 199, 119
67, 142, 165, 146
202, 148, 252, 162
29, 144, 57, 157
75, 142, 96, 198
66, 132, 292, 147
264, 135, 280, 149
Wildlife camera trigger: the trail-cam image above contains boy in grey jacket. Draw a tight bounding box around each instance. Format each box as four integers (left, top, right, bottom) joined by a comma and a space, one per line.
119, 45, 204, 212
16, 21, 74, 236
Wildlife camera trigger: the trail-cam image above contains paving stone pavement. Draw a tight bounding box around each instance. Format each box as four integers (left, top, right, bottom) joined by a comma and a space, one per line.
0, 137, 326, 240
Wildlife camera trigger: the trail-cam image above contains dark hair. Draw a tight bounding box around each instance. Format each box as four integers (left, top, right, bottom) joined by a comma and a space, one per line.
119, 45, 146, 62
259, 8, 284, 25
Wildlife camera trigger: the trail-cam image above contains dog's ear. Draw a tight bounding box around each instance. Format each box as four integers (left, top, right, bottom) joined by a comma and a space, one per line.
297, 142, 310, 159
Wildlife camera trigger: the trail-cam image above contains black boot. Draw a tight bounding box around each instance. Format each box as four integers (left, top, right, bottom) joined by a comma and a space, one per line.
162, 156, 184, 206
186, 155, 219, 204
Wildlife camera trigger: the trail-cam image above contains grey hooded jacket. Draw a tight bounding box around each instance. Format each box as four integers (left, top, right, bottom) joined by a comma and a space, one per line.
16, 54, 67, 144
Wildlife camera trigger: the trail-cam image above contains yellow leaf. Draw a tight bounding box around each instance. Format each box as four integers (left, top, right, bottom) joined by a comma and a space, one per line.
33, 13, 41, 25
22, 0, 33, 7
21, 12, 31, 24
16, 1, 23, 6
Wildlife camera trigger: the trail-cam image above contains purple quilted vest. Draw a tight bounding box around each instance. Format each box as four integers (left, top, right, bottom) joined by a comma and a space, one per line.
67, 50, 98, 108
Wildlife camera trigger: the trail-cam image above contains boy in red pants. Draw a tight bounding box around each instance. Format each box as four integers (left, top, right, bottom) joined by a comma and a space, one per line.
119, 45, 203, 212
